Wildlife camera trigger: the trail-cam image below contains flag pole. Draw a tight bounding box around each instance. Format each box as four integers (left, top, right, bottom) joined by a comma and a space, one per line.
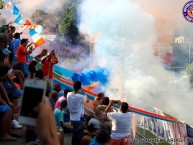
0, 0, 7, 15
22, 26, 28, 33
0, 7, 4, 15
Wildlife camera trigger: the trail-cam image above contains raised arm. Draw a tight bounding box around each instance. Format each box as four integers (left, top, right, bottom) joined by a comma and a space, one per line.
81, 88, 89, 103
103, 100, 114, 118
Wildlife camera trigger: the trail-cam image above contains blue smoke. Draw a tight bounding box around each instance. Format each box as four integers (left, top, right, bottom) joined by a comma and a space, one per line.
71, 67, 110, 86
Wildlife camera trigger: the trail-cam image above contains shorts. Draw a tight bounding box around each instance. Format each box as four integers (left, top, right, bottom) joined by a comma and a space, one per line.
0, 105, 11, 119
2, 81, 23, 99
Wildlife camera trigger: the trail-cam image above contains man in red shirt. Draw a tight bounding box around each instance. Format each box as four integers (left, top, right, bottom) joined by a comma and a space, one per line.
41, 50, 58, 89
15, 39, 33, 77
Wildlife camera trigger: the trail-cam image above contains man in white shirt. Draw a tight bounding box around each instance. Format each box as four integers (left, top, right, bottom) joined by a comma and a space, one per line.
67, 81, 89, 131
104, 100, 133, 145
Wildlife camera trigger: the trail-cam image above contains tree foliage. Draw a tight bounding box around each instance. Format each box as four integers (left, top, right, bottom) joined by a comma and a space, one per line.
31, 1, 83, 44
58, 3, 79, 44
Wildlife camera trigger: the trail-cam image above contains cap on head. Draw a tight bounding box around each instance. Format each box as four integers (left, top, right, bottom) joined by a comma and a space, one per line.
54, 83, 60, 88
88, 118, 100, 129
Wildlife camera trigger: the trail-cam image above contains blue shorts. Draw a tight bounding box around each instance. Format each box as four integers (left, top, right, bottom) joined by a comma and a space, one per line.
0, 105, 11, 119
0, 105, 11, 113
2, 81, 23, 99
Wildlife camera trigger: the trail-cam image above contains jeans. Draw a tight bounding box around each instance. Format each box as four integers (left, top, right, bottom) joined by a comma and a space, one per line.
71, 117, 84, 132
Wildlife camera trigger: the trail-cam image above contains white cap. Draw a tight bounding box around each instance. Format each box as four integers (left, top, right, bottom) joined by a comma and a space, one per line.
88, 118, 100, 129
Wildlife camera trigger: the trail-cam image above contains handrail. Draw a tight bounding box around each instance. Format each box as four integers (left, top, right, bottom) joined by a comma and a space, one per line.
53, 72, 180, 123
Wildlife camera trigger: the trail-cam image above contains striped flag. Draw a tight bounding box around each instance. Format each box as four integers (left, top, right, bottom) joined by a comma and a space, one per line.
30, 24, 44, 34
29, 29, 45, 48
14, 14, 23, 24
12, 5, 19, 15
24, 20, 32, 26
14, 14, 32, 25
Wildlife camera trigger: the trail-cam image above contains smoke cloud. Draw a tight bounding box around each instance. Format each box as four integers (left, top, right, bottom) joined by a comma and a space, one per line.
79, 0, 193, 124
132, 0, 193, 43
18, 0, 67, 17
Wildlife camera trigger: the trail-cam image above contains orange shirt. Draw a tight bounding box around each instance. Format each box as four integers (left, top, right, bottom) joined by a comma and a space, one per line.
42, 59, 53, 79
17, 44, 27, 63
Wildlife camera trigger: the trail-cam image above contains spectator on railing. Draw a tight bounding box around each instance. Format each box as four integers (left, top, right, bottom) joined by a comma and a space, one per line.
34, 49, 48, 62
67, 81, 89, 131
95, 96, 112, 134
41, 50, 58, 89
104, 100, 133, 145
93, 92, 104, 112
28, 49, 48, 79
95, 96, 112, 121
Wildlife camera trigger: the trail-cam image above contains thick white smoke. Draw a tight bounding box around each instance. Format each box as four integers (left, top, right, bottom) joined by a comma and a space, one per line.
18, 0, 67, 17
79, 0, 193, 125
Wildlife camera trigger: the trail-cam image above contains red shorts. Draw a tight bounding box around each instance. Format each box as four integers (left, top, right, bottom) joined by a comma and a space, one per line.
111, 135, 131, 145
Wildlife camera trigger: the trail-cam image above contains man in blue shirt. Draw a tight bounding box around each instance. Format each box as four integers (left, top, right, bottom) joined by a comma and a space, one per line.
10, 33, 21, 55
54, 100, 73, 131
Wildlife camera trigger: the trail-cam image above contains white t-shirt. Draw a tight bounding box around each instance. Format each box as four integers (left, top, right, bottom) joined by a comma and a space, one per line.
107, 112, 133, 140
67, 92, 86, 121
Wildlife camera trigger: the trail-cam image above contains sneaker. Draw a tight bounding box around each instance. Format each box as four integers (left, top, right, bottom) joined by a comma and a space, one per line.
11, 120, 23, 129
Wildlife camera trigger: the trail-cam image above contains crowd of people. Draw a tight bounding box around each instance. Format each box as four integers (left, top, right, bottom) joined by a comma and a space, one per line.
0, 23, 133, 145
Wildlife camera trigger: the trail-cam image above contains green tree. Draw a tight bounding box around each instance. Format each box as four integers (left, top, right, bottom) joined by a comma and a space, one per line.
58, 3, 79, 44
